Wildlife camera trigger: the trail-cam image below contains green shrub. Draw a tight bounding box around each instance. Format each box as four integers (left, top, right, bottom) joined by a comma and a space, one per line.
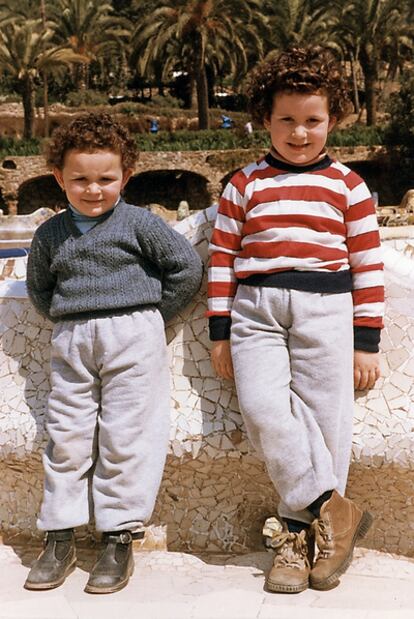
64, 89, 109, 107
0, 137, 41, 157
0, 93, 21, 104
135, 129, 269, 151
384, 74, 414, 157
327, 124, 385, 147
133, 124, 386, 151
145, 93, 183, 109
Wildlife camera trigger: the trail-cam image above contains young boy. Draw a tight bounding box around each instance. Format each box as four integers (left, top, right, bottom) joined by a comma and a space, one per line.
208, 46, 384, 593
25, 112, 203, 594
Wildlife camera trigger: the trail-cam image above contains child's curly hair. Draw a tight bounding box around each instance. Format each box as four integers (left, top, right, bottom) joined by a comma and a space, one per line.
245, 46, 351, 126
46, 112, 138, 169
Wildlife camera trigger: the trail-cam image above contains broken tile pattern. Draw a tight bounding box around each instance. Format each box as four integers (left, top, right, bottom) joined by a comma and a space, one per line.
1, 213, 414, 556
0, 256, 28, 281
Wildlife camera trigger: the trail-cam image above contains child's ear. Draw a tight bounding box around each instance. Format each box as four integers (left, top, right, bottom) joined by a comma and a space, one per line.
263, 115, 271, 130
53, 168, 65, 191
121, 168, 133, 189
328, 116, 337, 132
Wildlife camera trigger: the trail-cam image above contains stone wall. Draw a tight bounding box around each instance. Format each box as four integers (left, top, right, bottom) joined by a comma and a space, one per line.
1, 213, 414, 556
0, 148, 387, 215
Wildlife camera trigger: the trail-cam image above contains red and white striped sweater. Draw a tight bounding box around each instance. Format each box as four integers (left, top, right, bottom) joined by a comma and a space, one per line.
207, 153, 384, 351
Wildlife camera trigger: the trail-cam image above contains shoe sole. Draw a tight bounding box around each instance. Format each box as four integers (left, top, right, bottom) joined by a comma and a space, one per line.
84, 562, 134, 594
266, 578, 308, 594
23, 558, 76, 590
310, 510, 373, 591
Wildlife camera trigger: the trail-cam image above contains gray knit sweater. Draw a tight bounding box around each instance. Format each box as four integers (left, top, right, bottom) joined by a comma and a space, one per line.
26, 201, 203, 323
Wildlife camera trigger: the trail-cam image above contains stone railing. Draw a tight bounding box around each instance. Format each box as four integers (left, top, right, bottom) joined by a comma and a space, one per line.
1, 210, 414, 557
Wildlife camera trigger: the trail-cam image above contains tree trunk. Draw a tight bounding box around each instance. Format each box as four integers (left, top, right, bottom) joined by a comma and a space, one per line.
76, 63, 88, 91
22, 75, 35, 139
189, 75, 197, 108
360, 48, 378, 126
193, 33, 209, 129
40, 0, 49, 136
350, 53, 360, 115
196, 65, 209, 129
43, 72, 49, 137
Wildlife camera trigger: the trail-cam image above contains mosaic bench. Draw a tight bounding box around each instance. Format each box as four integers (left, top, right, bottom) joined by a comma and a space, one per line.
1, 209, 414, 557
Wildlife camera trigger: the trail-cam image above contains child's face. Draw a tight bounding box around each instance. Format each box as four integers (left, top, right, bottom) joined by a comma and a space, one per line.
264, 91, 336, 166
53, 149, 132, 217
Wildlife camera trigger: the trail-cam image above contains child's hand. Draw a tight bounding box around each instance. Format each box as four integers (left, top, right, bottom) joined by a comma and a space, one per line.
211, 340, 234, 380
354, 350, 381, 391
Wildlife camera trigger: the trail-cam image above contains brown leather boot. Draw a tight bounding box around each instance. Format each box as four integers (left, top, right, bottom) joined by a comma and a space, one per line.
310, 490, 373, 590
84, 530, 143, 594
263, 517, 314, 594
24, 529, 76, 590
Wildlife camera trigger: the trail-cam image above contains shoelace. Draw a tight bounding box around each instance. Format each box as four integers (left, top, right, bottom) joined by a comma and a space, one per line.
271, 531, 310, 569
313, 518, 334, 558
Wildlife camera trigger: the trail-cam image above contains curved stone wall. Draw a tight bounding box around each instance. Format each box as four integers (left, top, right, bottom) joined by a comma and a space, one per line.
0, 212, 414, 556
0, 147, 387, 215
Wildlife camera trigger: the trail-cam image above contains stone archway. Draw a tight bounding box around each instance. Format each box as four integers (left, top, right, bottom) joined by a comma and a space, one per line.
17, 175, 66, 215
0, 188, 8, 214
345, 159, 398, 206
220, 169, 242, 192
124, 170, 211, 211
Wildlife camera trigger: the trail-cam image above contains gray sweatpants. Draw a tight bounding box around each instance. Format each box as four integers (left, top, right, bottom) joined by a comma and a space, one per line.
231, 286, 354, 524
38, 308, 170, 532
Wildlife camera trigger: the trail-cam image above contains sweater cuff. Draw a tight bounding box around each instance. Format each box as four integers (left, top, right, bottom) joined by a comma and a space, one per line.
209, 316, 231, 341
354, 326, 381, 353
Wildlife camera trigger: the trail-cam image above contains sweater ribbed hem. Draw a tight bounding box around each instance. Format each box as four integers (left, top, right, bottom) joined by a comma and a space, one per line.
240, 269, 352, 293
354, 326, 381, 352
50, 303, 158, 323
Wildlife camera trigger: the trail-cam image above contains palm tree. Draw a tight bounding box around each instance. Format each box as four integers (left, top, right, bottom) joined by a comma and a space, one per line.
323, 0, 413, 125
49, 0, 131, 91
131, 0, 267, 130
0, 18, 86, 138
262, 0, 334, 53
0, 0, 53, 135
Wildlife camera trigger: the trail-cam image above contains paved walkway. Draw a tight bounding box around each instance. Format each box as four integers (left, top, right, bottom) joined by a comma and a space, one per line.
1, 544, 413, 619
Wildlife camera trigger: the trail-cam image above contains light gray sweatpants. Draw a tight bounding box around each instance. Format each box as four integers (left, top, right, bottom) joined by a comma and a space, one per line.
231, 286, 354, 524
37, 308, 170, 532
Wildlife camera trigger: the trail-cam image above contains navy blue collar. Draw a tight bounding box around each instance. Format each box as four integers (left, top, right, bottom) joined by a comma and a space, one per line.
265, 152, 332, 173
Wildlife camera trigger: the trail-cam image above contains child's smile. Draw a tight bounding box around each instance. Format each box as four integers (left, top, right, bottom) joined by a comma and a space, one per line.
53, 149, 132, 217
264, 92, 336, 166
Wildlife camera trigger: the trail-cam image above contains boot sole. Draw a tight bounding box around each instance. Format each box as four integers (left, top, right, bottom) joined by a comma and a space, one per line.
84, 562, 134, 594
266, 578, 308, 594
310, 510, 373, 591
24, 558, 76, 590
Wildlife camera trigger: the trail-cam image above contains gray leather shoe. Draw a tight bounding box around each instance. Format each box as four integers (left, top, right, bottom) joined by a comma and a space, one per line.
84, 530, 143, 594
24, 529, 76, 590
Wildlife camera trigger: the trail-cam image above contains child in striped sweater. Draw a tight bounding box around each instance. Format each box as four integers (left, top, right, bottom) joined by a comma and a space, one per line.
207, 46, 384, 593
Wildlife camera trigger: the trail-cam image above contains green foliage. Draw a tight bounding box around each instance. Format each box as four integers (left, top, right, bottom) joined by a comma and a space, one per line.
0, 136, 41, 157
144, 93, 183, 109
134, 129, 269, 151
384, 75, 414, 157
133, 125, 386, 151
327, 125, 386, 147
64, 89, 109, 107
0, 123, 387, 159
0, 93, 21, 104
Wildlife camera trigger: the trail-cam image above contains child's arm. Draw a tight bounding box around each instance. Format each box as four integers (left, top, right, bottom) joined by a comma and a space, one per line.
207, 175, 246, 379
26, 232, 56, 321
211, 340, 234, 380
344, 172, 384, 389
353, 350, 381, 390
140, 215, 203, 322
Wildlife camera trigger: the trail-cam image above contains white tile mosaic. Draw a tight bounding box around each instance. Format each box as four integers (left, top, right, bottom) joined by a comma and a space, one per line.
1, 221, 414, 555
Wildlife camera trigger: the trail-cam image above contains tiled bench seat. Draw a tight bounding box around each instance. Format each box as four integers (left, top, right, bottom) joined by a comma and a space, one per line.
0, 211, 414, 557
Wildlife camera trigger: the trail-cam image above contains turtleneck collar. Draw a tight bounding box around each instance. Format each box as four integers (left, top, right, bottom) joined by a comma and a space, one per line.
265, 150, 332, 174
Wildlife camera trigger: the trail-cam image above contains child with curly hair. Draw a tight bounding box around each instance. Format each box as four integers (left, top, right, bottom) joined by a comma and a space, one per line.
25, 112, 202, 594
207, 46, 384, 592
